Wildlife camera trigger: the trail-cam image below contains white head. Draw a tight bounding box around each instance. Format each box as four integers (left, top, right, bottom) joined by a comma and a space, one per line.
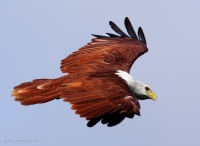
115, 70, 157, 101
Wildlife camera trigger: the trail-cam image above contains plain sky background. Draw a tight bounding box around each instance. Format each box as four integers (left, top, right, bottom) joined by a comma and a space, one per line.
1, 1, 200, 146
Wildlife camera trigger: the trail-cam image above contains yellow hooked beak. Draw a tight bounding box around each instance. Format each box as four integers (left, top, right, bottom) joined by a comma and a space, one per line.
146, 90, 157, 101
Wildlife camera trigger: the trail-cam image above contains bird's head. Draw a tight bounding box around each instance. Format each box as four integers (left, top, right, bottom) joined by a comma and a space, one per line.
115, 70, 157, 101
133, 83, 157, 101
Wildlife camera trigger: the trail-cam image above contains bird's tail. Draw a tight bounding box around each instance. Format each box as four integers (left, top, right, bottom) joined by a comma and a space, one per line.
11, 76, 65, 105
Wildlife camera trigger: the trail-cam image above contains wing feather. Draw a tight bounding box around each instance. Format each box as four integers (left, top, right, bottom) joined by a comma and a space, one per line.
124, 17, 138, 39
61, 38, 147, 73
106, 33, 119, 37
58, 71, 140, 126
107, 112, 126, 127
109, 21, 129, 37
138, 27, 147, 46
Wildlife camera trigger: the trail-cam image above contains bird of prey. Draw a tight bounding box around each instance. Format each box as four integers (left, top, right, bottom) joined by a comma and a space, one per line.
12, 17, 157, 127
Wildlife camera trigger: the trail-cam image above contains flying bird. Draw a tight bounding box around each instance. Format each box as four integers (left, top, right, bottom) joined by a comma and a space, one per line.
12, 17, 157, 127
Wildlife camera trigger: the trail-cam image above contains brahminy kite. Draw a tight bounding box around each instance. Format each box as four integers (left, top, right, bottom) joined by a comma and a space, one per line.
12, 17, 157, 127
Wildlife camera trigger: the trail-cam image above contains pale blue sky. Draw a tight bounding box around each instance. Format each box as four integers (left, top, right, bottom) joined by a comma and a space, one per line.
1, 1, 200, 146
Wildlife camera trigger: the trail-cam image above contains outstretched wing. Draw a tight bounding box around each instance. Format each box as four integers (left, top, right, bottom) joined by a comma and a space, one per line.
60, 17, 148, 74
58, 71, 140, 127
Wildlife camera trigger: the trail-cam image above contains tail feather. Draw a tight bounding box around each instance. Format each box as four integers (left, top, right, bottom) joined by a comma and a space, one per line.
12, 78, 62, 105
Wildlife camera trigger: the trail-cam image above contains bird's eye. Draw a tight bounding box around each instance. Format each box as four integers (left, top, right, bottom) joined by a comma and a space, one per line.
145, 86, 150, 91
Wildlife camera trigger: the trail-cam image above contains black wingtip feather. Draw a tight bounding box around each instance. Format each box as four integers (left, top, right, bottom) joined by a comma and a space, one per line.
87, 110, 137, 127
124, 17, 138, 39
138, 27, 147, 46
91, 17, 147, 46
107, 112, 126, 127
101, 111, 120, 124
87, 114, 105, 127
91, 34, 108, 38
125, 112, 134, 118
106, 33, 119, 37
109, 21, 129, 37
